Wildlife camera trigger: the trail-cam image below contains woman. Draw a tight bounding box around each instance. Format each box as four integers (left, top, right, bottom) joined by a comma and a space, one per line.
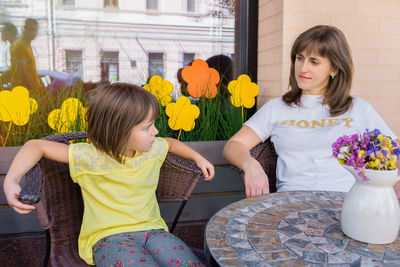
223, 25, 400, 198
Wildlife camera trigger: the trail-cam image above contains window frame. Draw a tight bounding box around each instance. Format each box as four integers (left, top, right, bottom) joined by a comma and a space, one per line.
148, 52, 164, 78
100, 51, 119, 82
146, 0, 158, 10
104, 0, 118, 8
61, 0, 75, 6
186, 0, 195, 12
65, 49, 83, 78
182, 52, 195, 67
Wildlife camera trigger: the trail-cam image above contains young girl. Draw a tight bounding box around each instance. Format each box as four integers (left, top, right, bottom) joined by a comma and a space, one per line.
223, 25, 400, 197
4, 83, 215, 266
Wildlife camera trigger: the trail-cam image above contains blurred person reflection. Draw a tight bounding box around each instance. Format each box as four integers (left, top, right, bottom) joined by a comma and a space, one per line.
8, 18, 41, 93
0, 23, 18, 69
206, 54, 233, 97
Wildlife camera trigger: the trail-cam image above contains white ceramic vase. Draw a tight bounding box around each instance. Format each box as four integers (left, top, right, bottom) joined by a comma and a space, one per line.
341, 165, 400, 244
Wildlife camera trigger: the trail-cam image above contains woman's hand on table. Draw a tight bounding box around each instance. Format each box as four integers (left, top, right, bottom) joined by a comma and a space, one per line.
243, 158, 270, 198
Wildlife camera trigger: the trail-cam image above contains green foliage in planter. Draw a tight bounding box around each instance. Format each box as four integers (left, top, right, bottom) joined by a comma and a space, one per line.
155, 82, 247, 141
1, 86, 87, 146
2, 72, 254, 145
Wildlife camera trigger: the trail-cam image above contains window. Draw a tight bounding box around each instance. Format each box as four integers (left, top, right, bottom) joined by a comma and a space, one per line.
65, 50, 83, 77
62, 0, 75, 5
104, 0, 118, 8
183, 53, 194, 67
101, 51, 119, 82
147, 0, 158, 10
187, 0, 195, 12
148, 53, 164, 78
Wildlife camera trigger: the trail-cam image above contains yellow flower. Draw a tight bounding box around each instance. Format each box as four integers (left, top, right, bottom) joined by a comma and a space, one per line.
0, 86, 37, 126
0, 86, 37, 146
143, 75, 173, 106
368, 160, 376, 168
389, 158, 396, 169
358, 150, 365, 158
48, 98, 87, 133
375, 159, 380, 167
165, 96, 200, 131
227, 74, 259, 108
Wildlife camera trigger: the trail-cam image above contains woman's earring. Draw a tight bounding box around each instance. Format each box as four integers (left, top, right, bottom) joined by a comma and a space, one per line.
331, 74, 335, 79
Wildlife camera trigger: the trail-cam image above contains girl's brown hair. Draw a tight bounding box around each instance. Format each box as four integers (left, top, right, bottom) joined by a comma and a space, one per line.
282, 25, 354, 116
86, 82, 159, 163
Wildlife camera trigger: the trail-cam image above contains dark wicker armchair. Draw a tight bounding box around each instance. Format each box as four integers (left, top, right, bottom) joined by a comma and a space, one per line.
231, 138, 278, 193
19, 132, 205, 267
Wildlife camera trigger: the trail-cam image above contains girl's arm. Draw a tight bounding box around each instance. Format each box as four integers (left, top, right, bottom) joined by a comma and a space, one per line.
3, 140, 69, 214
223, 125, 269, 198
164, 138, 215, 181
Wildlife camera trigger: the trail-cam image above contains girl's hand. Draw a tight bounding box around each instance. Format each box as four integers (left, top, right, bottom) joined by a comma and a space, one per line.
165, 138, 215, 181
195, 157, 215, 181
3, 179, 35, 214
243, 158, 269, 198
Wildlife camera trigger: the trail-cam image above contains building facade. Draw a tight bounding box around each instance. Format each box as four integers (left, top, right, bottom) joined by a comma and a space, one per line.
0, 0, 234, 87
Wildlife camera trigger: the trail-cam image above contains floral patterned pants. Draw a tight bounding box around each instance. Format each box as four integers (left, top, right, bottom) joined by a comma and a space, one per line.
92, 230, 204, 267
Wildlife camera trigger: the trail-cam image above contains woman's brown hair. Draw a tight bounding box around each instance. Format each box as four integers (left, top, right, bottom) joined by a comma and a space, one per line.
282, 25, 354, 116
86, 82, 159, 163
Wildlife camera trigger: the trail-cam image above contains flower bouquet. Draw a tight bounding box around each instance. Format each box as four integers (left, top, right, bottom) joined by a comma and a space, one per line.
332, 129, 400, 244
332, 129, 400, 181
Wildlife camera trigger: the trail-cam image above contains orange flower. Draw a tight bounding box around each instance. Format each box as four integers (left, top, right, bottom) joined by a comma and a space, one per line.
181, 59, 220, 98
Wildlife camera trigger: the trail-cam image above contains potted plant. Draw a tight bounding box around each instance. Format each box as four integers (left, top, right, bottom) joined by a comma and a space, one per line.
332, 129, 400, 244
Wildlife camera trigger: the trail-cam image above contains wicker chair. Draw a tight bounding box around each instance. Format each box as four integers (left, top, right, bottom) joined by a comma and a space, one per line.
18, 132, 205, 267
231, 138, 278, 193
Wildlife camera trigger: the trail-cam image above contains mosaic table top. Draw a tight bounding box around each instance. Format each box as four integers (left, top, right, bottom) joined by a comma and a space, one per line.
205, 191, 400, 266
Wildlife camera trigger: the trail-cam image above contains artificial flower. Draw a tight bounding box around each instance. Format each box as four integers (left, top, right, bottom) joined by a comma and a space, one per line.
227, 74, 259, 108
0, 86, 37, 126
181, 59, 220, 98
143, 75, 173, 106
48, 98, 87, 133
332, 129, 400, 181
165, 96, 200, 131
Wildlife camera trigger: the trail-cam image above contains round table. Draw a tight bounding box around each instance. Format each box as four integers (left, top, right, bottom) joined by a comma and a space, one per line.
205, 191, 400, 266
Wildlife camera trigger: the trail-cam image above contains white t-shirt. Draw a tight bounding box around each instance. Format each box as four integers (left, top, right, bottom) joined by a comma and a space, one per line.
245, 95, 398, 193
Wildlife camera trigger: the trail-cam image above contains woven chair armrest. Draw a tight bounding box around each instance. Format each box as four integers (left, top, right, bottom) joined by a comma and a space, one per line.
165, 152, 203, 176
19, 164, 42, 205
19, 132, 88, 205
42, 132, 88, 143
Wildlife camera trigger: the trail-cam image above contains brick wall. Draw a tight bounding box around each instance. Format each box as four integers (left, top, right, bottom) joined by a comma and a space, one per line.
257, 0, 284, 105
258, 0, 400, 137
